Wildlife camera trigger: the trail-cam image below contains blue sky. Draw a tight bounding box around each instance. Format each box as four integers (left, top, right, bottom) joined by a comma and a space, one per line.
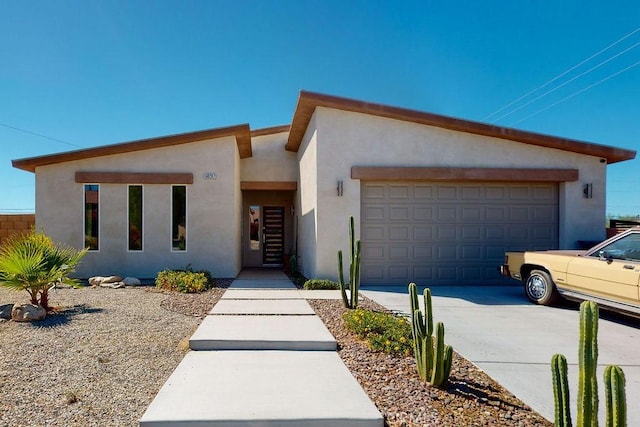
2, 1, 639, 216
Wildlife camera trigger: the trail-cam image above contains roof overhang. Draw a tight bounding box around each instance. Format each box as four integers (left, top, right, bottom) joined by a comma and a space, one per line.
12, 124, 252, 173
286, 91, 636, 164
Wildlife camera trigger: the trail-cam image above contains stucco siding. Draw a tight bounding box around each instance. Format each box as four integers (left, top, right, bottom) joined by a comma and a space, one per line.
241, 132, 297, 182
297, 116, 319, 279
311, 107, 607, 281
35, 137, 242, 279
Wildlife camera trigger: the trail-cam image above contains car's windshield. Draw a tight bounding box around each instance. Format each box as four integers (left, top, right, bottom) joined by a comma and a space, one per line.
590, 233, 640, 262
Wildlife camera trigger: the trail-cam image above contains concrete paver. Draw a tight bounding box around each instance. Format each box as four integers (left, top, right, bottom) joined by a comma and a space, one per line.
189, 315, 336, 350
221, 289, 303, 299
139, 350, 383, 427
229, 279, 296, 289
299, 289, 344, 300
362, 285, 640, 425
210, 298, 315, 315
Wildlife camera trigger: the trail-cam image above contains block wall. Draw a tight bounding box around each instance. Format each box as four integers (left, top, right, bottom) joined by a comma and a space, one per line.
0, 214, 36, 246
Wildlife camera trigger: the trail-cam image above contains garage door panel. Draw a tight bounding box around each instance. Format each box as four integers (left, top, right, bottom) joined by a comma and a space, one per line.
361, 182, 558, 285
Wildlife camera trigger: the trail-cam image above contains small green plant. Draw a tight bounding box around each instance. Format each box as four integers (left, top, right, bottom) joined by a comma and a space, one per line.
303, 279, 339, 290
0, 230, 87, 311
155, 268, 212, 293
551, 300, 627, 427
409, 282, 453, 389
343, 308, 413, 356
338, 216, 361, 309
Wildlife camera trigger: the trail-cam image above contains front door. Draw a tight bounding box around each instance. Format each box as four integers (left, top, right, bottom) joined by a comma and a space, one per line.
262, 206, 285, 265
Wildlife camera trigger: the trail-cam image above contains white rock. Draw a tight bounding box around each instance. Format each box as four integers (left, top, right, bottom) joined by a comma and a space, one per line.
11, 303, 46, 322
122, 277, 141, 286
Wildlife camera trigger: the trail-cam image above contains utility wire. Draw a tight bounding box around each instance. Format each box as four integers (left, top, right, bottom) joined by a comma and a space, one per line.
483, 26, 640, 121
0, 122, 83, 148
510, 59, 640, 126
492, 38, 640, 123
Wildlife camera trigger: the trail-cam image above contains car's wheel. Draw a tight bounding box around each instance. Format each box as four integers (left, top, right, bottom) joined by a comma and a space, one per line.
525, 269, 560, 305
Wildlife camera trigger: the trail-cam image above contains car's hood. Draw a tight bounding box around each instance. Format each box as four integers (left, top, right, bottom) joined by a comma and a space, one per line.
532, 250, 586, 256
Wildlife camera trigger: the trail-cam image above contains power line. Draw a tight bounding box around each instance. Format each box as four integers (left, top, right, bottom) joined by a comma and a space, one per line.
483, 26, 640, 122
510, 59, 640, 125
493, 38, 640, 123
0, 122, 83, 148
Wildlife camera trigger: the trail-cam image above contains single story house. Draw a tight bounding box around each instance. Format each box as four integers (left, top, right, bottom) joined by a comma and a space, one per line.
12, 91, 637, 285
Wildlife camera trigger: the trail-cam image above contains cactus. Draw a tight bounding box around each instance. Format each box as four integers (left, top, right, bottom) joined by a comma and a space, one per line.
577, 301, 599, 427
337, 216, 361, 309
551, 353, 572, 427
408, 282, 452, 388
550, 301, 627, 427
604, 365, 626, 427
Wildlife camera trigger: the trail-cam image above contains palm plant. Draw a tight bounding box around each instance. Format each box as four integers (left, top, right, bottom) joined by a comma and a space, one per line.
0, 231, 87, 311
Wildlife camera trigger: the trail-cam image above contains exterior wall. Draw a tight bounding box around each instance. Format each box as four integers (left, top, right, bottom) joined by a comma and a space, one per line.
35, 137, 242, 279
241, 132, 297, 182
296, 115, 319, 279
0, 214, 35, 246
309, 107, 607, 281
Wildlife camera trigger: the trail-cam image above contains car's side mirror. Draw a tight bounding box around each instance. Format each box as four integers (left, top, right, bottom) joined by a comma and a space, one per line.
599, 250, 614, 264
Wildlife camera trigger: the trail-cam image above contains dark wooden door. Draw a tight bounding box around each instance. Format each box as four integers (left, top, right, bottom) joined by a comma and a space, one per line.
263, 206, 285, 265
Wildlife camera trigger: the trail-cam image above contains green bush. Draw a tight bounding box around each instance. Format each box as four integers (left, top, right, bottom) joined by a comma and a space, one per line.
343, 308, 413, 356
303, 279, 339, 290
155, 268, 212, 293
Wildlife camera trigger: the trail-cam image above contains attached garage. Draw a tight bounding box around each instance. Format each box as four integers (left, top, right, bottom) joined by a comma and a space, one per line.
360, 181, 559, 285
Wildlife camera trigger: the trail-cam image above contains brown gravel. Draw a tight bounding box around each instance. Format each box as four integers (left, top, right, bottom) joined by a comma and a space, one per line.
309, 298, 553, 427
1, 282, 552, 426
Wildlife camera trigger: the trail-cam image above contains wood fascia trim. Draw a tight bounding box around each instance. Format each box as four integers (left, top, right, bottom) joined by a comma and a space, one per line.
286, 91, 636, 164
75, 172, 194, 184
240, 181, 297, 191
250, 125, 291, 137
351, 167, 579, 182
13, 124, 252, 172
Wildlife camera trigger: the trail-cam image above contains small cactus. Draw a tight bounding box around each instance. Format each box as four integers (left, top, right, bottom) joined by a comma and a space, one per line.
604, 365, 626, 427
551, 353, 572, 427
338, 216, 361, 309
409, 283, 452, 388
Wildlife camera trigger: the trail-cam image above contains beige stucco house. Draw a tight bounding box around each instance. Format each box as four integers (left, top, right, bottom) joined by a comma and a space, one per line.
12, 91, 636, 285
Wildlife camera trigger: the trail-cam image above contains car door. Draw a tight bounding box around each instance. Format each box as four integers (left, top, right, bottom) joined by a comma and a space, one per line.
565, 231, 640, 305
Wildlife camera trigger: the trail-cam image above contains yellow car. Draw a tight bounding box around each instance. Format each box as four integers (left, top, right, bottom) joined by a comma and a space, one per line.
501, 227, 640, 316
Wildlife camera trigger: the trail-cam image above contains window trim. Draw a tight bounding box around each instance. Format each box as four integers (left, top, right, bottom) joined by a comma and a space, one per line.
128, 184, 144, 252
83, 183, 100, 251
171, 185, 187, 252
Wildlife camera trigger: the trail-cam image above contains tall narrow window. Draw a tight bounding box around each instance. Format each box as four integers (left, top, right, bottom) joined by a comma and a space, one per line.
172, 185, 187, 251
128, 185, 143, 251
84, 184, 99, 250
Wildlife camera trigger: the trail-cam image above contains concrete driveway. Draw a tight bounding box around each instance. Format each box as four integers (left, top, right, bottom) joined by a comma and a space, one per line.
361, 285, 640, 425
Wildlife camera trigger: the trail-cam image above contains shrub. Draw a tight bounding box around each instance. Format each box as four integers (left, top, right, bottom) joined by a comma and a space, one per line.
0, 230, 87, 311
343, 308, 413, 356
303, 279, 339, 290
155, 268, 212, 293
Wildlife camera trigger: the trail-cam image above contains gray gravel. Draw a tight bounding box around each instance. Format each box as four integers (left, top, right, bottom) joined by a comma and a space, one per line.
0, 285, 220, 427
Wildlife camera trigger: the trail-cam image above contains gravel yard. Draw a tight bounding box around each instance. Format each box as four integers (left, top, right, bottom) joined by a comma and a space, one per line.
1, 283, 551, 426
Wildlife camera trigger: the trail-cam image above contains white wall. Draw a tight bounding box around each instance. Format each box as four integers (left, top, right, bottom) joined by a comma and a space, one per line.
305, 107, 607, 280
35, 136, 242, 279
296, 116, 319, 279
241, 132, 297, 182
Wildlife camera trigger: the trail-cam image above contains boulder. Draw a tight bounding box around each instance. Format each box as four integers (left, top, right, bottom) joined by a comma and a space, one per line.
89, 276, 125, 288
100, 281, 125, 289
11, 303, 46, 322
0, 304, 13, 320
102, 275, 123, 284
89, 276, 105, 286
122, 277, 141, 286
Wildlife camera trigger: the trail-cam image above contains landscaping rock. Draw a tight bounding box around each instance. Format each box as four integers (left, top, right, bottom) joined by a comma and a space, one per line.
123, 277, 141, 286
100, 281, 125, 289
0, 303, 13, 320
11, 303, 46, 322
90, 276, 125, 288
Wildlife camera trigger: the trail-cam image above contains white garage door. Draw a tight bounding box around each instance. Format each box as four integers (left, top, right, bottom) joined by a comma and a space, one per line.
360, 182, 559, 285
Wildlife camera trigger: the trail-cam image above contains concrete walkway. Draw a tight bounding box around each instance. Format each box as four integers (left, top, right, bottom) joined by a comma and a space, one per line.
361, 284, 640, 426
140, 270, 382, 426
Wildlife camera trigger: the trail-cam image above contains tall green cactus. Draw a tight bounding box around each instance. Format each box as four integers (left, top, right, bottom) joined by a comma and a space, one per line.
408, 282, 452, 388
337, 216, 361, 309
604, 365, 626, 427
550, 300, 627, 427
551, 353, 572, 427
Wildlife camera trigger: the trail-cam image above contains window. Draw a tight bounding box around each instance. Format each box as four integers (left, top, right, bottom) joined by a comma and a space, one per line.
128, 185, 143, 251
591, 233, 640, 262
84, 184, 99, 250
172, 185, 187, 251
249, 205, 260, 250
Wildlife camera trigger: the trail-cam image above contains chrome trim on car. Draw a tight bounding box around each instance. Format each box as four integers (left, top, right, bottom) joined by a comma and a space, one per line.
558, 289, 640, 318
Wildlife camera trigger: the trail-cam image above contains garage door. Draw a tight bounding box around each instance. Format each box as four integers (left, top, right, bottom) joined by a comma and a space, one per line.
360, 182, 558, 285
